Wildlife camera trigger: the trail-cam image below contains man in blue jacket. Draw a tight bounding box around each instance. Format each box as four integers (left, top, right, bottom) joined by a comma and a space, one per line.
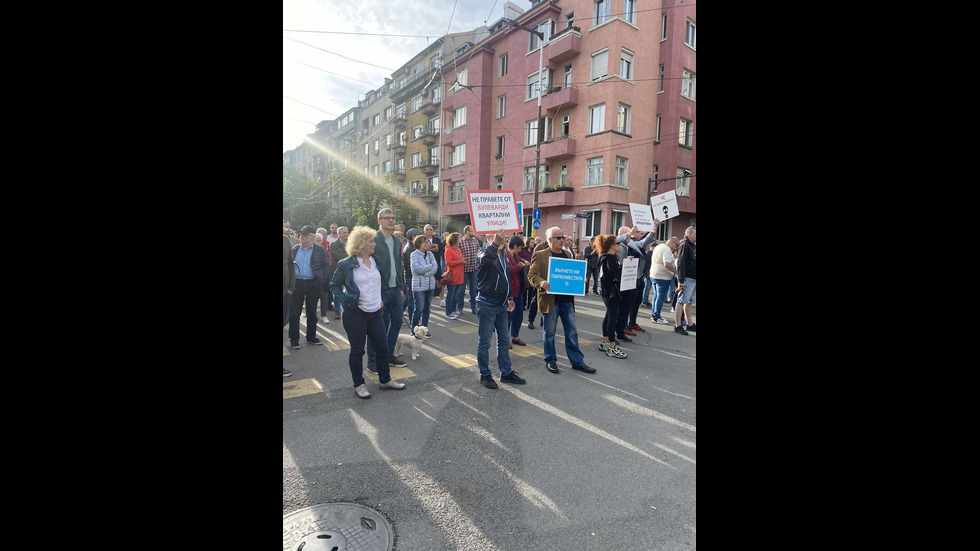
288, 225, 331, 349
475, 229, 527, 389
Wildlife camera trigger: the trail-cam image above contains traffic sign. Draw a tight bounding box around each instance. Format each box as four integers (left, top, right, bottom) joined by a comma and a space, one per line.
532, 219, 541, 230
533, 209, 541, 220
561, 214, 575, 220
576, 213, 590, 219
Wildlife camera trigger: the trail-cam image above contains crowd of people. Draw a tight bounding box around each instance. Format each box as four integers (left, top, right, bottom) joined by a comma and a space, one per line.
283, 214, 696, 397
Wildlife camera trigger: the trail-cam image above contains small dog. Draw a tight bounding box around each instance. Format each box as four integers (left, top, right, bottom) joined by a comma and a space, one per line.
395, 325, 427, 360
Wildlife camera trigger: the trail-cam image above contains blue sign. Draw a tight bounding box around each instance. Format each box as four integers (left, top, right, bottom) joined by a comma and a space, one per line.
516, 201, 523, 231
576, 213, 591, 219
532, 219, 541, 230
546, 257, 587, 296
533, 209, 541, 220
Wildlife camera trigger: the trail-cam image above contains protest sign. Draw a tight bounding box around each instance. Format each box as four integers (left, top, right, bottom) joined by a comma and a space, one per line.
546, 256, 587, 296
516, 201, 523, 232
466, 190, 521, 234
650, 190, 680, 221
620, 257, 639, 291
629, 202, 656, 232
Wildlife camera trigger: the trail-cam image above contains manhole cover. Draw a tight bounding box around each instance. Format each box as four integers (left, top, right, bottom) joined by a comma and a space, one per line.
284, 503, 393, 551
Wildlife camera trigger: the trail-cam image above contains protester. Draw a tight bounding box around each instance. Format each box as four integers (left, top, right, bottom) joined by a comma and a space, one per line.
675, 226, 697, 335
506, 236, 529, 347
475, 229, 526, 389
284, 232, 296, 377
520, 237, 537, 326
330, 226, 406, 398
365, 209, 409, 373
527, 240, 550, 329
649, 237, 680, 325
402, 228, 423, 327
527, 226, 595, 375
313, 233, 331, 324
619, 224, 658, 335
328, 226, 349, 319
458, 225, 480, 316
597, 235, 628, 358
288, 225, 331, 348
326, 224, 339, 244
410, 234, 437, 337
443, 232, 465, 319
583, 236, 600, 295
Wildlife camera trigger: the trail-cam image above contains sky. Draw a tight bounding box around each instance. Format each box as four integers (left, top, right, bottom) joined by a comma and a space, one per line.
283, 0, 532, 154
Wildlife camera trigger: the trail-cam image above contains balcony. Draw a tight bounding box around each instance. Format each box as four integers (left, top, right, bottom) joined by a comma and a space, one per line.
411, 182, 440, 204
390, 110, 407, 127
387, 142, 407, 156
537, 188, 574, 208
420, 129, 440, 146
420, 156, 439, 176
546, 28, 581, 64
392, 168, 406, 182
542, 85, 578, 113
540, 136, 576, 161
421, 98, 439, 116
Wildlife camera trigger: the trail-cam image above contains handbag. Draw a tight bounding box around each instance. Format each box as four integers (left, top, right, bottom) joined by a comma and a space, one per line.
439, 269, 452, 286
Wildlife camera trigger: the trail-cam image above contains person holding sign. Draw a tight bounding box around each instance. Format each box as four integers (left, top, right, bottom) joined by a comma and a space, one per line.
474, 229, 527, 389
527, 227, 595, 375
597, 235, 628, 359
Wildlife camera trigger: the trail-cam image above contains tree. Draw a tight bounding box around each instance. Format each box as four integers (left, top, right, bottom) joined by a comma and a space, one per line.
334, 171, 392, 228
282, 165, 329, 228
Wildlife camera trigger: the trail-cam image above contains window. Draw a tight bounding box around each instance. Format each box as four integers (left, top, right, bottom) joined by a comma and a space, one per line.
455, 106, 467, 127
498, 95, 506, 118
685, 19, 696, 49
364, 143, 369, 156
617, 103, 631, 134
495, 175, 503, 190
412, 124, 423, 140
373, 165, 379, 176
373, 139, 379, 153
431, 86, 441, 101
615, 157, 628, 187
523, 165, 550, 192
611, 210, 626, 233
682, 69, 696, 100
529, 19, 555, 51
655, 115, 662, 141
525, 119, 538, 146
559, 163, 567, 186
450, 181, 465, 202
583, 210, 602, 237
428, 176, 439, 194
398, 131, 407, 146
542, 116, 554, 141
676, 168, 691, 197
452, 68, 468, 93
565, 12, 575, 28
563, 65, 572, 87
397, 157, 405, 171
412, 96, 422, 112
527, 72, 540, 100
658, 64, 664, 92
560, 115, 569, 137
452, 143, 466, 166
411, 152, 421, 168
499, 53, 508, 76
383, 160, 391, 173
661, 13, 668, 40
590, 49, 608, 81
373, 113, 381, 126
496, 136, 505, 158
679, 118, 693, 147
620, 48, 634, 80
588, 103, 605, 134
410, 179, 421, 194
594, 0, 610, 25
624, 0, 636, 23
428, 147, 439, 165
586, 157, 603, 186
384, 107, 392, 120
384, 133, 391, 147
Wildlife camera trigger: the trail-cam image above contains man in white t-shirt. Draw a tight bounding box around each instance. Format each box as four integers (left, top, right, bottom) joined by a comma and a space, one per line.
649, 237, 679, 324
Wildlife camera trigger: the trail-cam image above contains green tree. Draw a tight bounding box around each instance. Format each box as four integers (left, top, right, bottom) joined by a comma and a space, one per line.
282, 165, 329, 228
334, 172, 393, 228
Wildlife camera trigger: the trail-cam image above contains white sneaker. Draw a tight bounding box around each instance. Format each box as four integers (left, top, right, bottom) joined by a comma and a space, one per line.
654, 318, 670, 325
320, 316, 330, 324
447, 312, 458, 320
440, 299, 446, 306
354, 384, 371, 399
379, 379, 406, 390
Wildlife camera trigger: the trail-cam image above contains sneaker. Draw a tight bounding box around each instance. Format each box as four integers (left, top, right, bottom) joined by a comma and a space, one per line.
290, 341, 301, 349
500, 372, 526, 384
354, 384, 371, 399
424, 332, 432, 339
670, 306, 675, 313
686, 324, 696, 332
612, 346, 628, 358
624, 329, 636, 336
320, 316, 330, 324
618, 335, 633, 343
389, 355, 408, 367
447, 312, 458, 320
572, 363, 596, 374
480, 376, 499, 389
283, 368, 292, 377
440, 299, 447, 306
366, 362, 378, 373
455, 309, 462, 317
511, 338, 526, 346
674, 326, 689, 336
545, 362, 559, 374
598, 341, 610, 352
306, 336, 323, 345
527, 321, 535, 330
653, 317, 671, 325
379, 379, 406, 390
630, 324, 646, 332
605, 345, 621, 358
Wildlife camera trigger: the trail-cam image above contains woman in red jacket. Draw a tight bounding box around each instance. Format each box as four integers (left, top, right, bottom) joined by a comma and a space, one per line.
443, 233, 465, 319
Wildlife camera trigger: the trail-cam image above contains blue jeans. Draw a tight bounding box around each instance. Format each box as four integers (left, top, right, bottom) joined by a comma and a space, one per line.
508, 289, 526, 338
542, 300, 585, 366
412, 289, 433, 329
403, 284, 414, 318
367, 287, 404, 364
445, 283, 463, 315
642, 276, 653, 304
652, 278, 672, 320
476, 299, 513, 378
459, 271, 478, 313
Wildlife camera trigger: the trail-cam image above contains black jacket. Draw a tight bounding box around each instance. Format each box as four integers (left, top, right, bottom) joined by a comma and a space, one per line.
476, 242, 513, 306
598, 253, 622, 302
676, 238, 696, 283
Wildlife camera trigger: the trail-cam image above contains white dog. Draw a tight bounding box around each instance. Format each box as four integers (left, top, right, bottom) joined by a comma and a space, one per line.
395, 326, 427, 360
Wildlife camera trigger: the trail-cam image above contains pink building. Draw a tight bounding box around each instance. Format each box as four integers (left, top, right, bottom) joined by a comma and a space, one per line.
439, 0, 696, 247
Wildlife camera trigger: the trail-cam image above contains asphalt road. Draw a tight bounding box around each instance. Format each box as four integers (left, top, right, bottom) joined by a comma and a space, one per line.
284, 291, 696, 550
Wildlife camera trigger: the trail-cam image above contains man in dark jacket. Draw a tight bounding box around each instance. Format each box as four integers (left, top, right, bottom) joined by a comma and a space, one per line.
284, 233, 296, 377
583, 240, 600, 295
366, 209, 409, 371
288, 225, 331, 349
674, 226, 697, 335
474, 229, 526, 389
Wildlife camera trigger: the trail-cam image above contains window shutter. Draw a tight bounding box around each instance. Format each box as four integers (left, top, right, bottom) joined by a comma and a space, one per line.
590, 50, 608, 81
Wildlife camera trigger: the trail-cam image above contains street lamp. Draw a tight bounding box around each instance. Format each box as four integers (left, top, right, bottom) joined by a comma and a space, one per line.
648, 169, 693, 197
503, 17, 545, 237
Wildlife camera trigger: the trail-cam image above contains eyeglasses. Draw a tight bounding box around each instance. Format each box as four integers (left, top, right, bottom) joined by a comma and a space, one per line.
379, 217, 396, 221
550, 236, 565, 240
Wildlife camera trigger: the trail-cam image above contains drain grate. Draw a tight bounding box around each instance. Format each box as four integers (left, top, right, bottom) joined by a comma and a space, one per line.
284, 503, 393, 551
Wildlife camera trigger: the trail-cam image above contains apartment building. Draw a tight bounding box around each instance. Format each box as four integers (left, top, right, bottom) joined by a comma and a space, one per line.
439, 0, 695, 246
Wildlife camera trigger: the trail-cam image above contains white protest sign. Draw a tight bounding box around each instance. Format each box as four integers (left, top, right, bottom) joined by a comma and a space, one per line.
650, 189, 680, 221
629, 202, 656, 232
466, 190, 522, 234
620, 257, 639, 290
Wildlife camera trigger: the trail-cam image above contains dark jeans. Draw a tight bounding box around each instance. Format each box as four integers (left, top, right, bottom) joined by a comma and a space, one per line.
616, 288, 635, 337
459, 271, 478, 313
585, 265, 599, 293
283, 291, 290, 327
341, 306, 392, 386
288, 279, 321, 343
367, 287, 404, 364
508, 289, 526, 338
628, 278, 645, 326
602, 297, 620, 343
320, 282, 333, 318
527, 288, 538, 323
